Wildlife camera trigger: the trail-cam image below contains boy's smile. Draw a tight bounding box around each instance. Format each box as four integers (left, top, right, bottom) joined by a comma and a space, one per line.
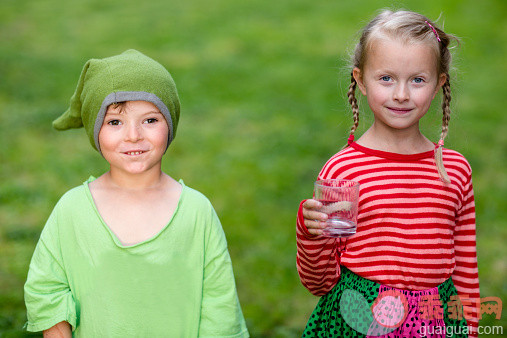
123, 151, 147, 156
98, 100, 169, 177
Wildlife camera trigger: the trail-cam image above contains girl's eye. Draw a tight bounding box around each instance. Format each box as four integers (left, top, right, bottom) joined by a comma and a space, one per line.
413, 77, 424, 84
381, 76, 391, 82
107, 120, 121, 126
144, 118, 158, 124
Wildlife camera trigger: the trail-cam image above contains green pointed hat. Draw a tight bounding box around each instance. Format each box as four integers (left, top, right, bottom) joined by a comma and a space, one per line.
53, 49, 180, 152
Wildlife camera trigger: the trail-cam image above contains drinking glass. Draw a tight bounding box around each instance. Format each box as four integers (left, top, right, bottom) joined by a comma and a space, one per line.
314, 179, 360, 237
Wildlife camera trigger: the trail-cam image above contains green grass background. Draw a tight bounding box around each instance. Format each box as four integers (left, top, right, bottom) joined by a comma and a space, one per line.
1, 0, 505, 336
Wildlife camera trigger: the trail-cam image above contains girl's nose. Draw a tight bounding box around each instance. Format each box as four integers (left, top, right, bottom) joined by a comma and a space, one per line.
393, 83, 409, 102
125, 123, 143, 142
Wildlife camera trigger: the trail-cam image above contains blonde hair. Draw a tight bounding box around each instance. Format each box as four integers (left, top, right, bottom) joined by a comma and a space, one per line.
347, 10, 457, 184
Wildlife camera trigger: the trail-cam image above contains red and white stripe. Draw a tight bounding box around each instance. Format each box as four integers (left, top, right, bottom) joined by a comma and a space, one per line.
297, 142, 479, 335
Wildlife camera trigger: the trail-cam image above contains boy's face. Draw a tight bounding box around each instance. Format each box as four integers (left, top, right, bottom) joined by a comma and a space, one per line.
98, 101, 169, 176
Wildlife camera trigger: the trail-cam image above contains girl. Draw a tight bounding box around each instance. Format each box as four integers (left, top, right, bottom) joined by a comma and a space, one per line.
24, 50, 249, 337
297, 10, 479, 338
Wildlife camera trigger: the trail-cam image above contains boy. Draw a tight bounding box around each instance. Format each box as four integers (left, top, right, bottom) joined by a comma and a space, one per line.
24, 49, 249, 337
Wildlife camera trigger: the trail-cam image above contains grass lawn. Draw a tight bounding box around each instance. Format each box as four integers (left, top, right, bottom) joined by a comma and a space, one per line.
1, 0, 505, 336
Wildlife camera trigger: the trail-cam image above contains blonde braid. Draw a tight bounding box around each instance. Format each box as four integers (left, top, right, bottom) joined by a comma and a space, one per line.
435, 75, 452, 184
347, 73, 360, 136
440, 76, 452, 140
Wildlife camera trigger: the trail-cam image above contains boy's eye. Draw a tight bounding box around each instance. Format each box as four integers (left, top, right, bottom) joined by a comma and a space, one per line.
381, 76, 391, 82
107, 119, 121, 126
144, 118, 158, 124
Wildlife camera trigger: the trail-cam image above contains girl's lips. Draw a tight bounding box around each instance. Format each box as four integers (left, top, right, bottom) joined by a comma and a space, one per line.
388, 107, 413, 114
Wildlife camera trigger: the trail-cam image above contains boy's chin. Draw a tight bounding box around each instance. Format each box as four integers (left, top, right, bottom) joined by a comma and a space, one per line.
110, 163, 161, 176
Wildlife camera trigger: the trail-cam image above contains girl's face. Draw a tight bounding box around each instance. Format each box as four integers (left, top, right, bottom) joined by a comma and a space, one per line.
98, 101, 169, 176
354, 37, 446, 135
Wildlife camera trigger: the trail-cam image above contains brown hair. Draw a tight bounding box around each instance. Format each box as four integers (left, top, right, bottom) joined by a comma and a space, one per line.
109, 101, 128, 113
347, 10, 458, 183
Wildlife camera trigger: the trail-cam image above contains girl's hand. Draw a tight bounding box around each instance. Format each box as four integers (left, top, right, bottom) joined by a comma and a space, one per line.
302, 199, 328, 236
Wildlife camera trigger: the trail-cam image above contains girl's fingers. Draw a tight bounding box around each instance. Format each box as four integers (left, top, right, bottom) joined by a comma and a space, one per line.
302, 199, 322, 210
307, 228, 324, 236
302, 199, 327, 219
304, 219, 327, 230
303, 209, 328, 222
302, 199, 327, 235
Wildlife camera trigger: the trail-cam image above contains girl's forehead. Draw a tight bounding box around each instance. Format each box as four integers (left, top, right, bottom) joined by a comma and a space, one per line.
365, 36, 439, 71
369, 33, 436, 51
366, 32, 439, 61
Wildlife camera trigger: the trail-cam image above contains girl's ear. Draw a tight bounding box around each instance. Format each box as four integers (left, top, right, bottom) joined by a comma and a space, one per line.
434, 73, 447, 98
353, 67, 367, 95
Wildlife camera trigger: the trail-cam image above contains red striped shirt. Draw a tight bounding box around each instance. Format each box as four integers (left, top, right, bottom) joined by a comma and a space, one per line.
297, 142, 480, 335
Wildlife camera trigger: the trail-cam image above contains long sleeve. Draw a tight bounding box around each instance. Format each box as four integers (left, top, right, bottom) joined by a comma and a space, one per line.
296, 200, 341, 296
198, 207, 249, 337
24, 205, 77, 332
451, 175, 480, 337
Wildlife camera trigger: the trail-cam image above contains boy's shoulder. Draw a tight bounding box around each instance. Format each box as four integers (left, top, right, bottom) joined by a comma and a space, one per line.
56, 181, 89, 206
181, 182, 214, 209
43, 181, 93, 228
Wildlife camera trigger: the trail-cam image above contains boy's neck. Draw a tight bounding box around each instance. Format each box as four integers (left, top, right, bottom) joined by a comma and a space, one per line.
101, 169, 169, 191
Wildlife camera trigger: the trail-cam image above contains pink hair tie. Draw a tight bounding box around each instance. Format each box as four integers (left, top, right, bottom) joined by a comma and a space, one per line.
348, 134, 355, 143
425, 20, 441, 42
437, 139, 444, 147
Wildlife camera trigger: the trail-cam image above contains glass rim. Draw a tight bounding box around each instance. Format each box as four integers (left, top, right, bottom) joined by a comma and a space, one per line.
314, 179, 360, 188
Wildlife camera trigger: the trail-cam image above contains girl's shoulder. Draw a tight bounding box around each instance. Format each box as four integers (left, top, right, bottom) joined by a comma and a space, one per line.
442, 148, 473, 173
318, 146, 361, 179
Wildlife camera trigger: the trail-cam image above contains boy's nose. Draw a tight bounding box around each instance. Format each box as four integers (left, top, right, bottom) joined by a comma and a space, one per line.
393, 83, 409, 102
125, 123, 143, 142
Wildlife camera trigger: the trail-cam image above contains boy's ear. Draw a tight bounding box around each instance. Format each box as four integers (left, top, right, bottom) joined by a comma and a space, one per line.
353, 67, 367, 95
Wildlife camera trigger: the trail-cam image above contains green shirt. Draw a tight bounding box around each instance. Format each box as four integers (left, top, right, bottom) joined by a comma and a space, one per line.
24, 178, 248, 337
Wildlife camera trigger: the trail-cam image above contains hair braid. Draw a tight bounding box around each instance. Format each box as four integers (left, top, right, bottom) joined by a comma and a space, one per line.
435, 74, 452, 184
440, 75, 452, 140
347, 73, 360, 136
